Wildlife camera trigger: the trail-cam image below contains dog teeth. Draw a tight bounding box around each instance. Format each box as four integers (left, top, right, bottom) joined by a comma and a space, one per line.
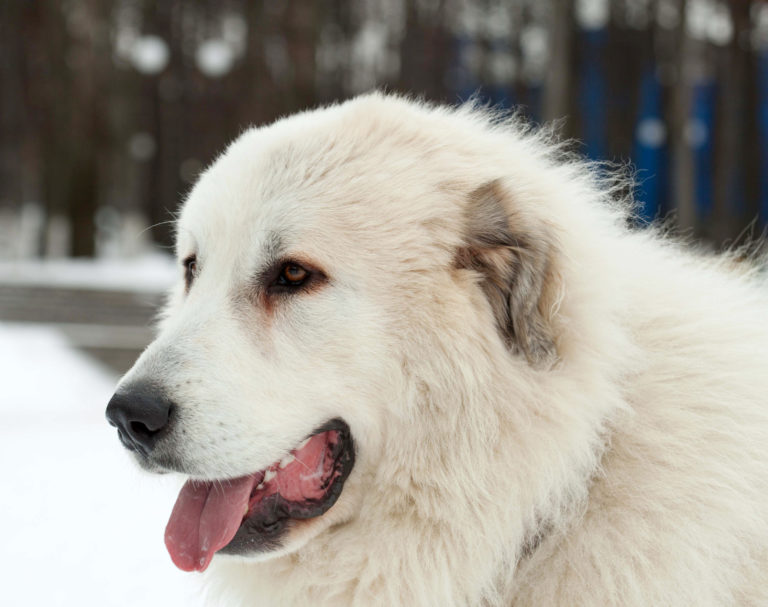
263, 469, 276, 483
279, 454, 296, 469
255, 482, 265, 490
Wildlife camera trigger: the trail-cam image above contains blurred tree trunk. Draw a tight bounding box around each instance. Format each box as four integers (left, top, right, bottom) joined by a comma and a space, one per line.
397, 0, 451, 102
510, 2, 528, 106
67, 19, 101, 258
668, 0, 695, 231
321, 0, 354, 102
29, 1, 71, 256
29, 0, 99, 257
144, 1, 178, 249
741, 9, 760, 233
240, 0, 277, 123
44, 0, 111, 257
605, 2, 653, 160
398, 0, 421, 94
0, 1, 26, 209
712, 1, 752, 244
420, 1, 450, 102
543, 0, 575, 125
283, 0, 319, 112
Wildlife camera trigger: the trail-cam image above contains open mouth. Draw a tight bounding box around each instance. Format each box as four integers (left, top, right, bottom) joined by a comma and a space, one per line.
164, 419, 354, 572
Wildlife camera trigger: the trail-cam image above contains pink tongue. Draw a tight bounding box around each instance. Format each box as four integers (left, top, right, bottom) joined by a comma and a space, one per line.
164, 475, 256, 572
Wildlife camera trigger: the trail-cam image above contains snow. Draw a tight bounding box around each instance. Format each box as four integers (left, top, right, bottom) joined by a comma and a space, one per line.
129, 35, 170, 75
0, 323, 205, 606
0, 253, 178, 293
196, 39, 235, 77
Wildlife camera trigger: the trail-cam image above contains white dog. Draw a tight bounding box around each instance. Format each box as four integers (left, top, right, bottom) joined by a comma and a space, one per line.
106, 93, 768, 606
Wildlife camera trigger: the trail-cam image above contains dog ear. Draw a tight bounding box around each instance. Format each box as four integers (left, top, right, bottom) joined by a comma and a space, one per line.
457, 180, 560, 366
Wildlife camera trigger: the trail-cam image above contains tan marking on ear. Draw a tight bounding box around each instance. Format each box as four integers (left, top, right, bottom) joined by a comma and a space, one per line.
458, 180, 560, 366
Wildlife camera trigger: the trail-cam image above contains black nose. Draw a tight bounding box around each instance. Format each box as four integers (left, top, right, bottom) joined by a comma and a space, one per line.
105, 383, 174, 456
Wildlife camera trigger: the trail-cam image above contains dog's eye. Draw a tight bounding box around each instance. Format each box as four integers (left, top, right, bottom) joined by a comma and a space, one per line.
277, 263, 309, 287
183, 255, 197, 289
263, 259, 327, 299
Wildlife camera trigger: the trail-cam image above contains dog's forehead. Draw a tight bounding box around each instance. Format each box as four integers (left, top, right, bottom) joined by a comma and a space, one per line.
176, 96, 478, 269
176, 135, 323, 264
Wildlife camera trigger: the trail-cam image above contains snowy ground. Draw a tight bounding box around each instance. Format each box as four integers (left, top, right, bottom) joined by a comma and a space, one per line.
0, 253, 178, 292
1, 323, 206, 605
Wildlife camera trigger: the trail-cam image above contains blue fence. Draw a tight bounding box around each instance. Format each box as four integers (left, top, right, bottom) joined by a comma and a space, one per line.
452, 29, 768, 235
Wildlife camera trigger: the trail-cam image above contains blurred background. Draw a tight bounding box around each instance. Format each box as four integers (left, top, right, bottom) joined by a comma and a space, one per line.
2, 1, 767, 605
4, 0, 768, 266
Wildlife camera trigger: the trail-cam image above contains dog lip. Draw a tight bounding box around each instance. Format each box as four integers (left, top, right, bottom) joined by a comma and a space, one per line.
218, 418, 355, 557
245, 417, 354, 520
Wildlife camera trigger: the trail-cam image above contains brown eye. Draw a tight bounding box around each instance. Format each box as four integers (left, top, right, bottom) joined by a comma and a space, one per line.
264, 259, 327, 296
280, 263, 309, 286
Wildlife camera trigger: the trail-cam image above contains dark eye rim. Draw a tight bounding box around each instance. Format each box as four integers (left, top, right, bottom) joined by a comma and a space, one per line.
264, 259, 326, 295
183, 254, 197, 289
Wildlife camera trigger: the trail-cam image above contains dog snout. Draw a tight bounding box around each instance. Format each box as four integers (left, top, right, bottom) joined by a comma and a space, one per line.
105, 383, 174, 457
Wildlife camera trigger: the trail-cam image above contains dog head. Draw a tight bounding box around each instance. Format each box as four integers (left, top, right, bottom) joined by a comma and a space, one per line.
105, 94, 565, 572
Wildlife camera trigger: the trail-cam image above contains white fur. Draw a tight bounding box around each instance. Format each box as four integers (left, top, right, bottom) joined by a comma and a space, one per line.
120, 93, 768, 606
